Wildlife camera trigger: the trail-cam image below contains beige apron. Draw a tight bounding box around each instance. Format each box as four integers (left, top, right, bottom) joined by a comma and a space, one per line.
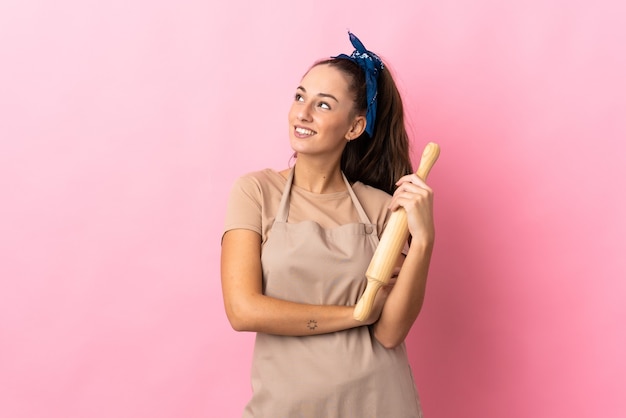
243, 168, 422, 418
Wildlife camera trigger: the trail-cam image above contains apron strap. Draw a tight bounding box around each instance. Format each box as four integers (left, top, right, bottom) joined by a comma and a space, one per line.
342, 173, 380, 249
276, 168, 381, 248
275, 168, 295, 223
341, 173, 373, 226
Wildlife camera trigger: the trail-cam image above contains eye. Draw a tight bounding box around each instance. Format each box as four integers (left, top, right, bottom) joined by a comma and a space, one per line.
318, 102, 331, 110
294, 93, 304, 102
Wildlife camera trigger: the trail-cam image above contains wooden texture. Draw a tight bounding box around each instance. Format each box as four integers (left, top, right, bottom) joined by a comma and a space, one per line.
353, 142, 440, 321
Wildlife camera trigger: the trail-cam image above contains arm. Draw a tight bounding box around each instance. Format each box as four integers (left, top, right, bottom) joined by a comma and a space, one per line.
371, 173, 435, 348
221, 228, 385, 336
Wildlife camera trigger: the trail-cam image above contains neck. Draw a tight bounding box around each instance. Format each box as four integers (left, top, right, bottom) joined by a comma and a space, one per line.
292, 157, 346, 194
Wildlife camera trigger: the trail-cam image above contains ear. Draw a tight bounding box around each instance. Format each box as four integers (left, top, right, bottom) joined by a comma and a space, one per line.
345, 115, 366, 141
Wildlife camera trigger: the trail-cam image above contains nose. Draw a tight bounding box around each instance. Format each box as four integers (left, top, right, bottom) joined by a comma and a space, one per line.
296, 103, 312, 122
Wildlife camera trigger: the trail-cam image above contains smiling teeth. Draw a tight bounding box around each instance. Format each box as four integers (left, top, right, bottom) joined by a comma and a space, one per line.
296, 127, 315, 135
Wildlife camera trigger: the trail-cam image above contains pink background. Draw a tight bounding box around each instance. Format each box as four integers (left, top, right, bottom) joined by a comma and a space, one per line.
1, 1, 625, 417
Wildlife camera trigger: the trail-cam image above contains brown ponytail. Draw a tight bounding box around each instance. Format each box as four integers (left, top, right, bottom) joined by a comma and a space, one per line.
312, 58, 413, 195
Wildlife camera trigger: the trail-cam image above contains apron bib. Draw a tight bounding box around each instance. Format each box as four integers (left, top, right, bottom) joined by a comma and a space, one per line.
243, 168, 422, 418
260, 168, 379, 306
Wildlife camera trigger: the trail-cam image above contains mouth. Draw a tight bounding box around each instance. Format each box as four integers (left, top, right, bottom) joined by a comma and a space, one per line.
294, 126, 317, 138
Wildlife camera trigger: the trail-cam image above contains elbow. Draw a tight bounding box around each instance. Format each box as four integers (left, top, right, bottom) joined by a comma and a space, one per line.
223, 290, 267, 332
373, 328, 405, 349
227, 315, 248, 332
224, 303, 255, 332
378, 337, 404, 350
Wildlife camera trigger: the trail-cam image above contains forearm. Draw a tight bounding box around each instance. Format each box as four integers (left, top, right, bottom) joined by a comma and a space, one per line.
372, 240, 433, 348
226, 293, 363, 336
222, 229, 366, 336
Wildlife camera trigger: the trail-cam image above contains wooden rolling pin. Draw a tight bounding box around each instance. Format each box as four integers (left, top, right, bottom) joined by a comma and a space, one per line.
353, 142, 440, 321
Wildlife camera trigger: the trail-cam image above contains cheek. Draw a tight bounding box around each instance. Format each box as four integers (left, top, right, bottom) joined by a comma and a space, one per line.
330, 116, 352, 133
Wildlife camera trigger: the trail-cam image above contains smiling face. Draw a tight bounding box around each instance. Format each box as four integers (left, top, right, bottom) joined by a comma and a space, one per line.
288, 64, 366, 161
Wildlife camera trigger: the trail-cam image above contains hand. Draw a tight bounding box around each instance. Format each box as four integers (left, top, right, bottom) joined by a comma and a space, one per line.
389, 173, 435, 244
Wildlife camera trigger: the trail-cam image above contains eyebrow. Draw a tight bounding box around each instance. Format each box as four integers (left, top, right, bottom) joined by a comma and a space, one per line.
297, 86, 339, 103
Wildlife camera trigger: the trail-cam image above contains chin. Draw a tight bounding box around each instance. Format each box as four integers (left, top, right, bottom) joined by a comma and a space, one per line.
289, 139, 309, 154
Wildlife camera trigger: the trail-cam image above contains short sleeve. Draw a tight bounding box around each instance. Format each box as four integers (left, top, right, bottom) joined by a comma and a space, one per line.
223, 175, 263, 237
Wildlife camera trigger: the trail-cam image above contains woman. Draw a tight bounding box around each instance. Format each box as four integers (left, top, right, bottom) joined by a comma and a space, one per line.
221, 33, 434, 417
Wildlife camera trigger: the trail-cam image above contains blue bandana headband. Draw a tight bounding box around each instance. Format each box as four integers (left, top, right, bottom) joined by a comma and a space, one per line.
333, 32, 384, 138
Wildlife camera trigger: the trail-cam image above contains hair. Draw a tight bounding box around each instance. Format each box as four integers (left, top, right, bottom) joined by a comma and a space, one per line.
311, 58, 413, 195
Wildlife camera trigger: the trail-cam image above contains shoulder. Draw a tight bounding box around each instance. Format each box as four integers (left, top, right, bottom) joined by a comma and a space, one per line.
231, 168, 286, 195
224, 169, 286, 237
351, 181, 393, 229
352, 181, 392, 205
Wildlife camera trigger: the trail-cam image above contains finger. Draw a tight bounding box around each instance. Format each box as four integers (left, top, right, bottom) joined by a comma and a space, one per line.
395, 173, 419, 184
390, 194, 434, 218
395, 183, 430, 197
389, 187, 431, 211
391, 182, 426, 202
395, 173, 430, 188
